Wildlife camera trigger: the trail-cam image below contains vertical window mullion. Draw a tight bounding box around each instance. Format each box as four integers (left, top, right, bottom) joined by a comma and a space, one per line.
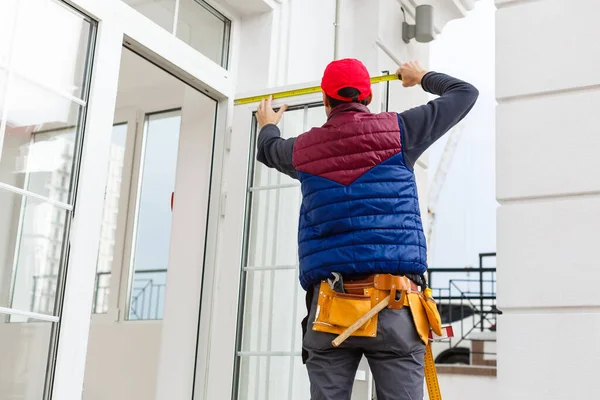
0, 68, 14, 160
124, 112, 149, 320
173, 0, 181, 36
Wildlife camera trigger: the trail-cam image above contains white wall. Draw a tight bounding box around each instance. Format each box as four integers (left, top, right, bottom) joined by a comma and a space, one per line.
83, 324, 161, 400
430, 374, 498, 400
496, 0, 600, 398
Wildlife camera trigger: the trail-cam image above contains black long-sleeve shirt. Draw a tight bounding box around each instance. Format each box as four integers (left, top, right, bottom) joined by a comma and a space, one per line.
256, 72, 479, 177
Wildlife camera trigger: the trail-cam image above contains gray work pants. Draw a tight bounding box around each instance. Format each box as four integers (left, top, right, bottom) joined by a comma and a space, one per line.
303, 285, 425, 400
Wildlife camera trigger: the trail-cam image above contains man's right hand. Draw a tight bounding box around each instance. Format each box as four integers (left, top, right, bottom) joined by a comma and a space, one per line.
256, 95, 288, 129
397, 61, 429, 88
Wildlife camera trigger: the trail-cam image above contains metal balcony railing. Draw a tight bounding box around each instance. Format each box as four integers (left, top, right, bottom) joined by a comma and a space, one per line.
428, 253, 499, 365
128, 269, 167, 320
30, 268, 168, 320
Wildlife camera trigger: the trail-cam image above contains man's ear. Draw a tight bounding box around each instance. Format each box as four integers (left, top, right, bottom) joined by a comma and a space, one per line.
365, 95, 373, 106
322, 91, 330, 108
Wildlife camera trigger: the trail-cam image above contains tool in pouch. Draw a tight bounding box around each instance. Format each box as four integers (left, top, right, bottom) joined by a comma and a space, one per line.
327, 272, 345, 293
234, 74, 402, 106
318, 274, 447, 400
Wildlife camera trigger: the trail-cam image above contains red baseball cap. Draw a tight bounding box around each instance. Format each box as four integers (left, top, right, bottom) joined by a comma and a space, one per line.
321, 58, 372, 101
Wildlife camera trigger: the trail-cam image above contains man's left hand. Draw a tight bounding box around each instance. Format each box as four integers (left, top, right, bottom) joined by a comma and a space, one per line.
256, 95, 288, 128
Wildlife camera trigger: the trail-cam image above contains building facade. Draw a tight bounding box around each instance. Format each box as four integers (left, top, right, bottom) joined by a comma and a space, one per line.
1, 0, 595, 399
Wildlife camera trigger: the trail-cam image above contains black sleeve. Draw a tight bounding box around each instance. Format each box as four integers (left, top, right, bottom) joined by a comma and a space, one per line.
398, 72, 479, 169
256, 123, 298, 180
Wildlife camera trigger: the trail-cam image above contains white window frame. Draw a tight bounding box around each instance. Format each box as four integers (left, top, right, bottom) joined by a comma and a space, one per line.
88, 108, 137, 322
47, 1, 239, 399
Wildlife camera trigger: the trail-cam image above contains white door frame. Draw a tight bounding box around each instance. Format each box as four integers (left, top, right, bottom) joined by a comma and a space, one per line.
50, 1, 237, 399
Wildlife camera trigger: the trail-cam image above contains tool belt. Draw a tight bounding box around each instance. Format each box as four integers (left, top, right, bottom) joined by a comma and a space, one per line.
312, 274, 442, 343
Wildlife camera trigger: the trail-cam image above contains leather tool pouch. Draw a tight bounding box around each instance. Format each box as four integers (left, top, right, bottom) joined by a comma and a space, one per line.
408, 293, 431, 344
420, 292, 443, 336
374, 274, 444, 343
312, 281, 379, 338
406, 292, 444, 344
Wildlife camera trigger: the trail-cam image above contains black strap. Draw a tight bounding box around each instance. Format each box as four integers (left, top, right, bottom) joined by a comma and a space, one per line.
405, 273, 427, 289
301, 288, 314, 364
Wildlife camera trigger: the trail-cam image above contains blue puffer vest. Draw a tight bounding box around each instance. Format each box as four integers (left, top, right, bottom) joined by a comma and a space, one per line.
292, 103, 427, 290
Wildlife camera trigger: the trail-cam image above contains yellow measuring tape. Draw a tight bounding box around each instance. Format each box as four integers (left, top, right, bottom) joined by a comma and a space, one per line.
425, 344, 442, 400
233, 74, 401, 106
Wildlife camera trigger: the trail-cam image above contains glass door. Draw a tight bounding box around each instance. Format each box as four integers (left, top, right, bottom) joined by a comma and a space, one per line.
83, 46, 220, 400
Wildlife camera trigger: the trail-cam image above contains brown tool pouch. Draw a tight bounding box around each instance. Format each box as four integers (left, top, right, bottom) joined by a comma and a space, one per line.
311, 275, 442, 343
408, 293, 431, 344
312, 281, 380, 337
312, 276, 413, 338
406, 292, 444, 344
420, 293, 443, 336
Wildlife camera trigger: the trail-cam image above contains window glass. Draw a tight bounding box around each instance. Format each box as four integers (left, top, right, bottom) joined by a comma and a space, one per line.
245, 188, 302, 269
0, 77, 83, 205
0, 190, 69, 316
123, 0, 176, 34
0, 68, 6, 110
238, 356, 309, 400
12, 0, 93, 99
93, 123, 128, 314
252, 108, 304, 189
176, 0, 230, 68
127, 110, 181, 320
238, 356, 291, 400
237, 104, 326, 397
0, 314, 53, 399
0, 0, 18, 67
240, 269, 304, 353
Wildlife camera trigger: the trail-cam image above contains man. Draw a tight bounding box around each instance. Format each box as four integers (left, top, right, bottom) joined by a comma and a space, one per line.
255, 59, 478, 400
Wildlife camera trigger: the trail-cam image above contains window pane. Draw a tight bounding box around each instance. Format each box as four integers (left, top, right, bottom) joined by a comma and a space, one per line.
93, 123, 128, 314
0, 77, 83, 204
0, 314, 53, 399
290, 356, 310, 400
246, 187, 301, 268
238, 356, 293, 400
0, 189, 69, 316
253, 108, 305, 188
176, 0, 230, 68
0, 0, 18, 66
0, 68, 6, 109
123, 0, 176, 34
306, 105, 327, 133
128, 110, 181, 320
12, 0, 93, 99
240, 270, 298, 353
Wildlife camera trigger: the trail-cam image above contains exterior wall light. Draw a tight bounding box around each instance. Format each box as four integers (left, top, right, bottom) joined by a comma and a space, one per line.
403, 4, 435, 43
